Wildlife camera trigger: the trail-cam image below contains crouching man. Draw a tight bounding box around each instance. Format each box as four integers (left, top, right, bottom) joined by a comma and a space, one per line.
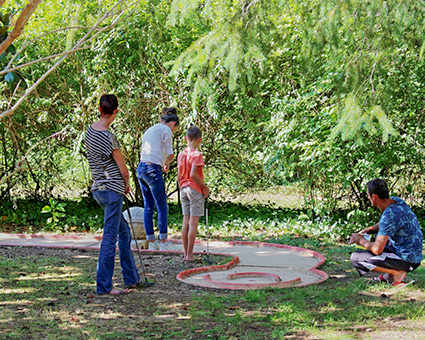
349, 179, 423, 286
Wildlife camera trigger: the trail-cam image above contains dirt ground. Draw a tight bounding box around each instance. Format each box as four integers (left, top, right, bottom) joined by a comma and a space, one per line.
1, 244, 224, 296
2, 245, 287, 339
2, 246, 425, 340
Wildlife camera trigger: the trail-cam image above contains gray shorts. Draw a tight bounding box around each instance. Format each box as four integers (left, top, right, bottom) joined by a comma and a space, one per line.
181, 186, 204, 217
350, 250, 420, 276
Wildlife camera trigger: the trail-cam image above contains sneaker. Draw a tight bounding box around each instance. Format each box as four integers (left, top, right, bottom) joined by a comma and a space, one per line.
148, 240, 160, 250
159, 241, 181, 251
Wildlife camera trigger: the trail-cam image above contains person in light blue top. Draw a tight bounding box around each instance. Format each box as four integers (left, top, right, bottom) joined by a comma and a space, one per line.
349, 179, 423, 286
137, 107, 181, 252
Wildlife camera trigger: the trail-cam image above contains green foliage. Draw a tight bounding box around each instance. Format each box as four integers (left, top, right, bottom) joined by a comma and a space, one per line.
41, 198, 67, 230
169, 200, 387, 242
1, 0, 425, 220
0, 197, 103, 233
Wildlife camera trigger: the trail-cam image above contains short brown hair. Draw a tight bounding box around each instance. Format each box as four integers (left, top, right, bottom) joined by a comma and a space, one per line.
186, 126, 202, 140
367, 179, 390, 199
99, 94, 118, 115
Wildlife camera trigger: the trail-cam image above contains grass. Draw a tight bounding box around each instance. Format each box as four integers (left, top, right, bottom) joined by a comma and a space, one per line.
1, 193, 425, 339
1, 240, 425, 339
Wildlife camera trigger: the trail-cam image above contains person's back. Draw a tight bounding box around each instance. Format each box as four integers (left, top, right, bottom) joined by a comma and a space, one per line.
178, 147, 205, 194
349, 178, 423, 286
140, 123, 173, 166
136, 107, 180, 251
84, 126, 125, 195
84, 94, 139, 295
379, 197, 423, 264
177, 126, 209, 262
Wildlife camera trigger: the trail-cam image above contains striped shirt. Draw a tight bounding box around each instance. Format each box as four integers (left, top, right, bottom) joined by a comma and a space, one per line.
84, 125, 126, 195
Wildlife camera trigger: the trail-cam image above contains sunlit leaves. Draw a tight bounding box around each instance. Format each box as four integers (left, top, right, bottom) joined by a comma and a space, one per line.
331, 95, 397, 142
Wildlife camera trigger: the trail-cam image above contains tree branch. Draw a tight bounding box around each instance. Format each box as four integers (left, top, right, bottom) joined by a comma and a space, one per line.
5, 26, 94, 71
370, 60, 377, 94
0, 47, 89, 76
0, 0, 43, 56
0, 127, 67, 186
0, 0, 138, 120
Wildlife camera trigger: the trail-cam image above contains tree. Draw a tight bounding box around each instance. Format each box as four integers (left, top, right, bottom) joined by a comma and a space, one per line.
3, 0, 425, 213
0, 0, 140, 198
167, 0, 425, 141
0, 0, 138, 119
166, 0, 425, 209
0, 0, 42, 56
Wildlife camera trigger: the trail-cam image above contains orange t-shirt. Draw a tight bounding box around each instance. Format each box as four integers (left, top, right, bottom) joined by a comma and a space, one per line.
177, 147, 205, 194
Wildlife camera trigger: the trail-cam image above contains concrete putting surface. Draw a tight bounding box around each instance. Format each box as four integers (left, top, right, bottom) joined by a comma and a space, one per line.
0, 233, 328, 290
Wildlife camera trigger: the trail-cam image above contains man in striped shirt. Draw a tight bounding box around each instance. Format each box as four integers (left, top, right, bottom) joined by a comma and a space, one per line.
84, 94, 140, 295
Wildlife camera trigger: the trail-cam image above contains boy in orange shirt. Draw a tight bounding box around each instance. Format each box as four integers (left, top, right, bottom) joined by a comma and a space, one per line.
177, 126, 209, 262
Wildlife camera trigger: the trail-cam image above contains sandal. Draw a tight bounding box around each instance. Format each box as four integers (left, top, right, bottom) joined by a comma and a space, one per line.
392, 280, 415, 288
128, 280, 155, 288
108, 288, 130, 295
372, 274, 391, 283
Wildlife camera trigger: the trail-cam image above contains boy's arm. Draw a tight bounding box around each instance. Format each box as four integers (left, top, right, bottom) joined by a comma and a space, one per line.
177, 163, 181, 189
190, 165, 209, 198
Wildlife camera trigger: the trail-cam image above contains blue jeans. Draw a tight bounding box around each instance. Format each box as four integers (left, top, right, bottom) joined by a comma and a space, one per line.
92, 189, 140, 294
137, 162, 168, 241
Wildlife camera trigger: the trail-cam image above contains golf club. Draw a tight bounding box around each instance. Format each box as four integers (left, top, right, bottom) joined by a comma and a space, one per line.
204, 198, 214, 264
124, 196, 155, 288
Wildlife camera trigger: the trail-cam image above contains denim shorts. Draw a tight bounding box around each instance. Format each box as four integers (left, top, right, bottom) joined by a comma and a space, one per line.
181, 186, 204, 216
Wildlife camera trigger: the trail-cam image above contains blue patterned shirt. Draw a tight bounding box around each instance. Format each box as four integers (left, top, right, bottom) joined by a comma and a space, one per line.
378, 197, 423, 264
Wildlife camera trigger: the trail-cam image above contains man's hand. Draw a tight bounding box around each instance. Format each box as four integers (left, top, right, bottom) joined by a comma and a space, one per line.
163, 154, 174, 175
348, 233, 363, 245
125, 185, 130, 195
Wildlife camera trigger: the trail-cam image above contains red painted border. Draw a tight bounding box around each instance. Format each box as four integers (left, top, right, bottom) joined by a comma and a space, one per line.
5, 233, 103, 241
227, 272, 281, 281
203, 273, 301, 289
176, 240, 329, 290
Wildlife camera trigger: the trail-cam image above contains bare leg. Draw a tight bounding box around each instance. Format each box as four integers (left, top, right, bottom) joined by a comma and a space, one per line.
186, 216, 200, 261
182, 215, 190, 261
372, 266, 407, 283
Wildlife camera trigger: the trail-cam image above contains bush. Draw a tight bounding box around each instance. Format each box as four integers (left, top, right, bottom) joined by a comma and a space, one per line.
0, 197, 103, 233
